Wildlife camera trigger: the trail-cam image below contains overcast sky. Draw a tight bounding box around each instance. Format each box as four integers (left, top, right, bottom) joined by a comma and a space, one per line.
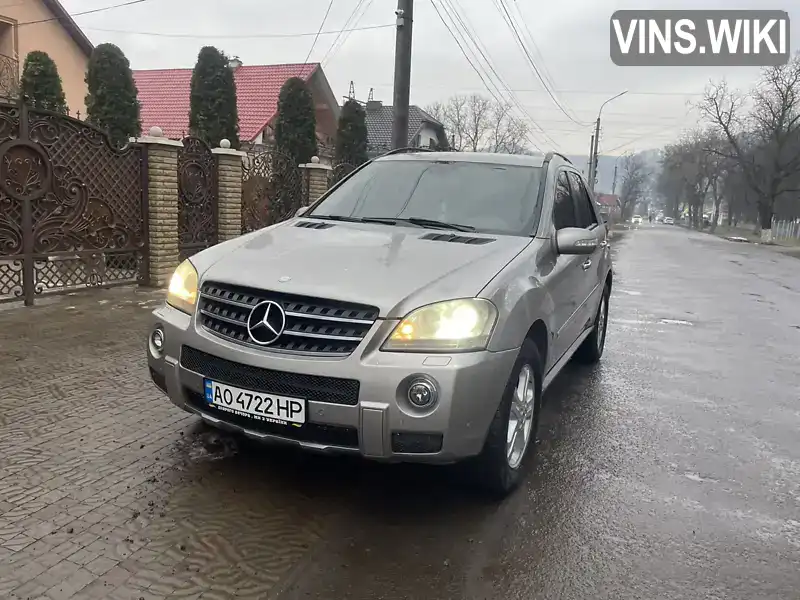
63, 0, 798, 155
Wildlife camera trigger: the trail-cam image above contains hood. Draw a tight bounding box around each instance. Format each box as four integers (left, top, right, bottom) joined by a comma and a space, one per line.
196, 219, 531, 318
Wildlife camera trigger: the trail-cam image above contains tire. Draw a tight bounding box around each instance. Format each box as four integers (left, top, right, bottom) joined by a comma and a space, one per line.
574, 283, 610, 365
463, 339, 543, 499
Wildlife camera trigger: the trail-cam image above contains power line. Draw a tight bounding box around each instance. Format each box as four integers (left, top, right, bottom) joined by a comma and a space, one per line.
508, 0, 585, 126
82, 23, 395, 40
16, 0, 153, 26
320, 0, 368, 65
365, 82, 706, 96
492, 0, 590, 127
438, 0, 555, 150
432, 0, 562, 152
429, 0, 530, 148
305, 0, 336, 63
322, 0, 376, 66
601, 108, 695, 154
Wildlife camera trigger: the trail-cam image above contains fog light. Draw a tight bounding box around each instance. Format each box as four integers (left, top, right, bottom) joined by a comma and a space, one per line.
407, 378, 437, 408
151, 327, 164, 351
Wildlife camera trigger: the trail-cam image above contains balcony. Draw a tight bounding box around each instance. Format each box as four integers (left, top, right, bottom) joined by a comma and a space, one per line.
0, 53, 19, 101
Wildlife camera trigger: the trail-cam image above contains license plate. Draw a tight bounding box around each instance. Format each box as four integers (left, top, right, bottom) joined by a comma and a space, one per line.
203, 380, 306, 426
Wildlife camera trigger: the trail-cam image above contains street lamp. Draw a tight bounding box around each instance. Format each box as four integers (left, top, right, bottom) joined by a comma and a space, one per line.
588, 90, 628, 192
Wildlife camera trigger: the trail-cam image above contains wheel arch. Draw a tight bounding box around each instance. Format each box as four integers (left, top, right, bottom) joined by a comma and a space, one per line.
524, 319, 549, 370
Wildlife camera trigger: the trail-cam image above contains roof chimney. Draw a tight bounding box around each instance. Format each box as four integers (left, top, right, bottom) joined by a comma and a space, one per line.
366, 100, 382, 111
228, 56, 242, 70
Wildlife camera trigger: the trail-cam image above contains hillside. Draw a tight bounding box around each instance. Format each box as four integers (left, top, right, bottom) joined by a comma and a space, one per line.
566, 150, 662, 195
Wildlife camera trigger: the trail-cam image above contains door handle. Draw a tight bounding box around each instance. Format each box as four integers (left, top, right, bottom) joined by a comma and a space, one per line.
582, 259, 592, 271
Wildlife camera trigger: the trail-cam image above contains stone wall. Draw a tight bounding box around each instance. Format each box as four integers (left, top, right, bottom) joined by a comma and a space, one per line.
140, 132, 183, 287
139, 136, 332, 287
300, 159, 332, 206
214, 145, 245, 242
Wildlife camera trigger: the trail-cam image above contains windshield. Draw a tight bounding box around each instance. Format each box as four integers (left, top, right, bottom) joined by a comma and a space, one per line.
308, 159, 543, 236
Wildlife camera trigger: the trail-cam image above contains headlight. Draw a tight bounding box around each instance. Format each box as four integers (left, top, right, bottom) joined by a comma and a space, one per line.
382, 299, 498, 352
166, 259, 198, 314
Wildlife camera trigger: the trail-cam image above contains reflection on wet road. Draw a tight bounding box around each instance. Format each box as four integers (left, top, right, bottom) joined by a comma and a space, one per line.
1, 225, 798, 599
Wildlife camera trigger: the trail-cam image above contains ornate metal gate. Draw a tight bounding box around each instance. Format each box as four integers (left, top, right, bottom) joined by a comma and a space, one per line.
241, 148, 304, 233
178, 137, 218, 261
0, 100, 147, 306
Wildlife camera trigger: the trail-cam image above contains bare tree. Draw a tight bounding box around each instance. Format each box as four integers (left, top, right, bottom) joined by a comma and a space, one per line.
696, 51, 800, 241
618, 152, 650, 219
426, 94, 531, 154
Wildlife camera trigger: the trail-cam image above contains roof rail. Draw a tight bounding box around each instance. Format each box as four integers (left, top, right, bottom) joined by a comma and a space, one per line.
379, 147, 435, 157
544, 151, 572, 164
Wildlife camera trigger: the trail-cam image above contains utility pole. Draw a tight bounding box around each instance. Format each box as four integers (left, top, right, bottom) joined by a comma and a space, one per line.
588, 117, 601, 192
588, 90, 627, 193
587, 134, 594, 179
611, 164, 618, 195
391, 0, 414, 150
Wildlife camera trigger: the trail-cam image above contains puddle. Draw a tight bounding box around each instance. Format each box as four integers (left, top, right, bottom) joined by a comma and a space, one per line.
183, 429, 240, 463
619, 290, 642, 296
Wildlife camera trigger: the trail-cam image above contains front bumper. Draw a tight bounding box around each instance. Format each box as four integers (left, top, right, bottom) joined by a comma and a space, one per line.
147, 302, 517, 463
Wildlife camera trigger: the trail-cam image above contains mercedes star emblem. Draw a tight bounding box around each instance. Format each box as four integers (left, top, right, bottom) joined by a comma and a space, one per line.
246, 300, 286, 346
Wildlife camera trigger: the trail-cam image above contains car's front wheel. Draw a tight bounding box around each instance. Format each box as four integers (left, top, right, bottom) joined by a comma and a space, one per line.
464, 339, 543, 498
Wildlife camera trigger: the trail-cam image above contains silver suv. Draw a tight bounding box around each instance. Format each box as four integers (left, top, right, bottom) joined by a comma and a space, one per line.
147, 151, 612, 496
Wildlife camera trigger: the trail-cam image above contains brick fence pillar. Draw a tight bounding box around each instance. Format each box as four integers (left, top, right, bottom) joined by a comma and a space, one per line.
299, 156, 332, 206
138, 126, 182, 287
213, 139, 246, 242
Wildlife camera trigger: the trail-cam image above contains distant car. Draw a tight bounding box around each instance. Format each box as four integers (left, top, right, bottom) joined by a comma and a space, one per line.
664, 217, 674, 225
632, 215, 642, 225
655, 214, 664, 223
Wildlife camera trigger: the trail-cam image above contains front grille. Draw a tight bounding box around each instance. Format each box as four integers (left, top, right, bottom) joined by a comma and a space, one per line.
198, 281, 380, 356
181, 346, 360, 406
185, 391, 359, 448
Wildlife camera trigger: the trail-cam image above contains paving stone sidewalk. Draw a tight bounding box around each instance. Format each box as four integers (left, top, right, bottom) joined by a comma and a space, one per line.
0, 288, 341, 600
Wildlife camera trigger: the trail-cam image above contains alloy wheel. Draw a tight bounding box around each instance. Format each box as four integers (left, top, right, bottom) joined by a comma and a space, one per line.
506, 364, 536, 469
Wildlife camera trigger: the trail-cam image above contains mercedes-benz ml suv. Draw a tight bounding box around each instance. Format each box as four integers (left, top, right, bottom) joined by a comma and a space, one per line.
147, 150, 613, 497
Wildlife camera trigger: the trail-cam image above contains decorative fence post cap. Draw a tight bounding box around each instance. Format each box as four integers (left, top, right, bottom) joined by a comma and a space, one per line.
311, 156, 320, 164
149, 126, 163, 137
220, 139, 231, 149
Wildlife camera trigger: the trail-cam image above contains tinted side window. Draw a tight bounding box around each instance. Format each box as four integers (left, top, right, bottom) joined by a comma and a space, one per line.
553, 171, 577, 230
568, 172, 599, 229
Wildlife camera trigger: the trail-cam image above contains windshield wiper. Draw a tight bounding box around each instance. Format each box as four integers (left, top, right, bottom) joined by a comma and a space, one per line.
308, 215, 475, 232
308, 215, 400, 226
306, 214, 364, 223
397, 217, 476, 232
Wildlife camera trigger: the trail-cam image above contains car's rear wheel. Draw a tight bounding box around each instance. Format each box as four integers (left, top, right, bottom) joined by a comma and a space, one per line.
574, 283, 610, 365
464, 339, 542, 499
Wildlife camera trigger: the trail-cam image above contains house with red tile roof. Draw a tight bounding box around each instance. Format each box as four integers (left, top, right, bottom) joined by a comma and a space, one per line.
595, 193, 621, 221
132, 61, 340, 147
595, 193, 620, 208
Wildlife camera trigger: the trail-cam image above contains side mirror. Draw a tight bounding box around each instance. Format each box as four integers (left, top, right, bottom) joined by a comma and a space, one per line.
295, 206, 309, 218
556, 227, 598, 255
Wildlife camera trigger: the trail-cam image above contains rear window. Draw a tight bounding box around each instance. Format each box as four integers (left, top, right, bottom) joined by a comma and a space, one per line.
308, 159, 543, 236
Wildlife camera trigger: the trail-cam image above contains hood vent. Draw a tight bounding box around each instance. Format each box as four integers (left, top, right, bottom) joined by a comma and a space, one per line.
420, 232, 495, 245
295, 221, 334, 230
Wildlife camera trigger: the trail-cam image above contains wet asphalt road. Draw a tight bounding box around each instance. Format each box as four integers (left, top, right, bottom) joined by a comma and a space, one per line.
278, 224, 800, 600
1, 224, 799, 599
